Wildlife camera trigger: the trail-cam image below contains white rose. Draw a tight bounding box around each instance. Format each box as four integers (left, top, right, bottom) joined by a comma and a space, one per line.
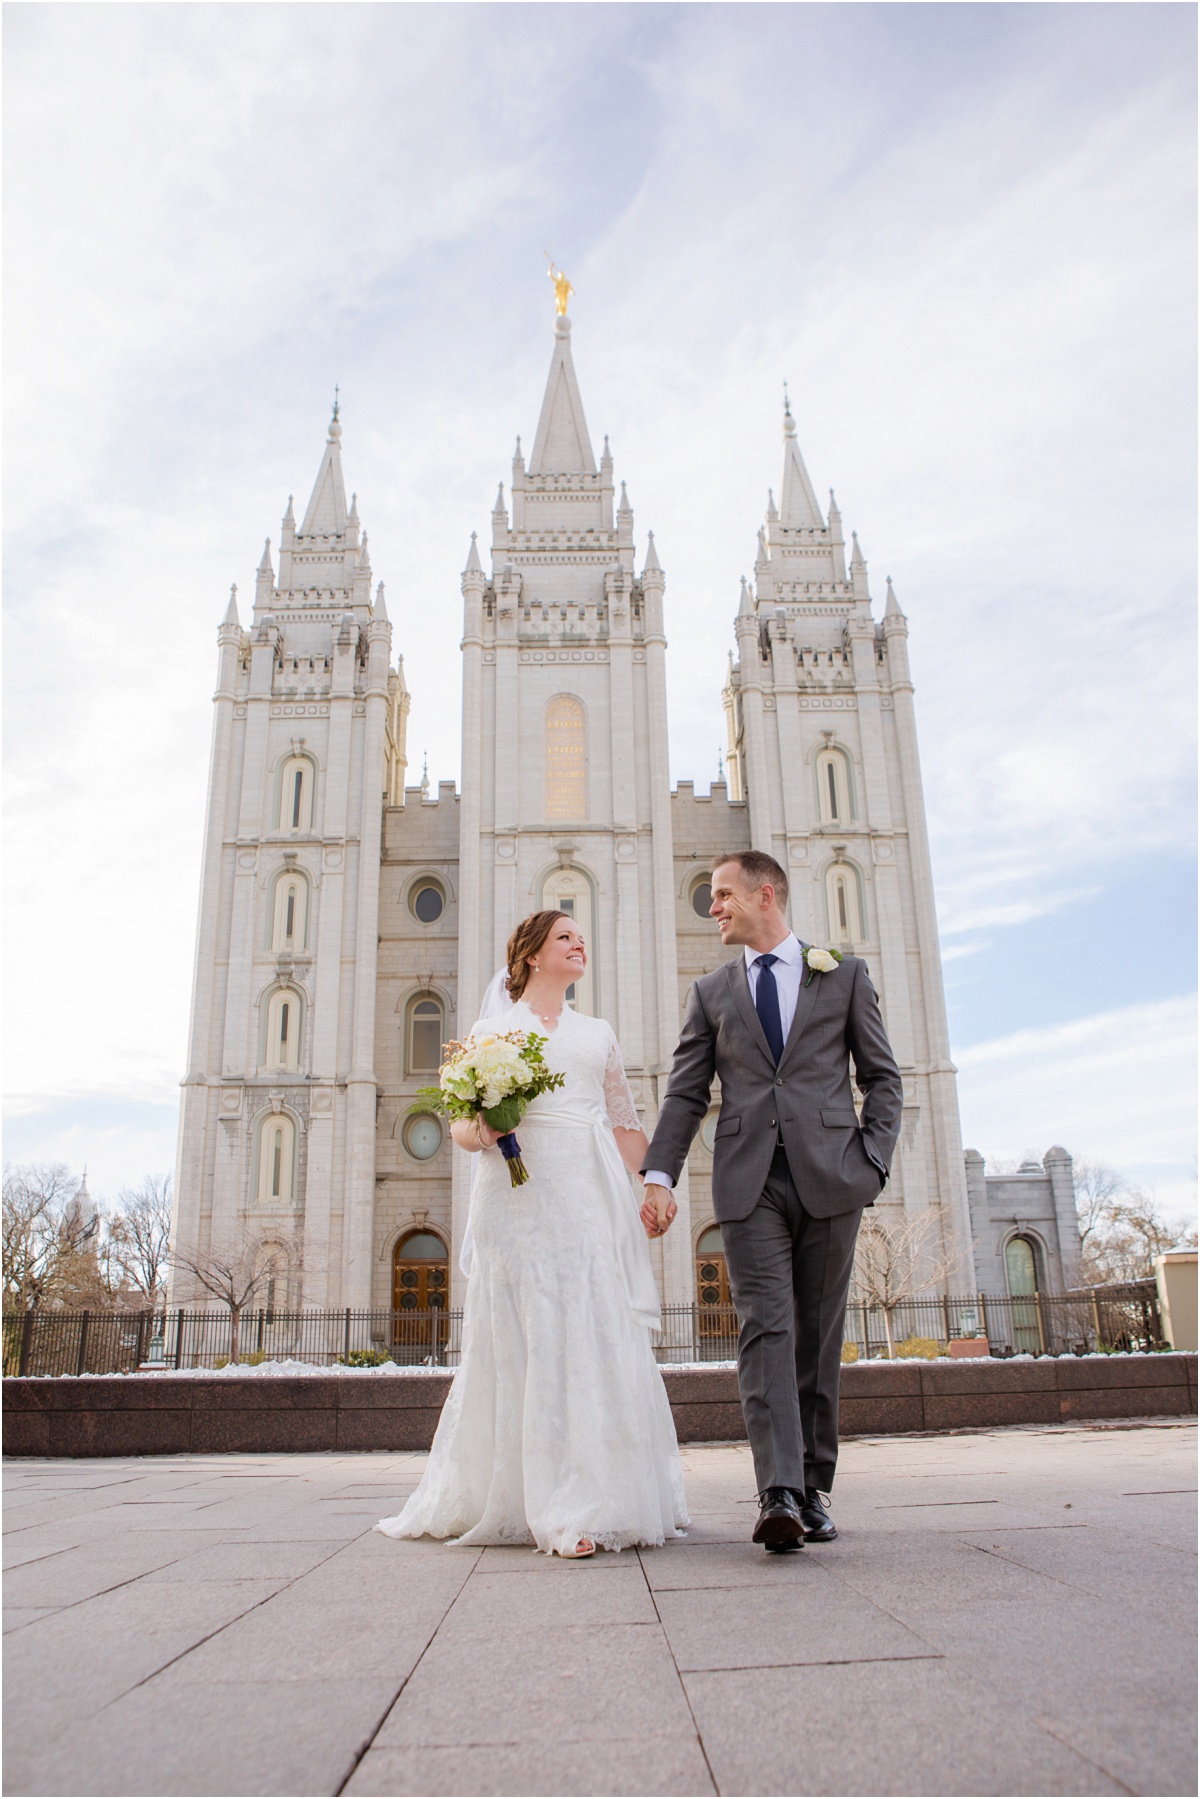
807, 948, 840, 973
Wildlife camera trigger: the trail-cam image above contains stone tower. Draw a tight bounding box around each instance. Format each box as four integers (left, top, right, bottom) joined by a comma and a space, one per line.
452, 312, 695, 1305
722, 399, 973, 1273
173, 409, 408, 1309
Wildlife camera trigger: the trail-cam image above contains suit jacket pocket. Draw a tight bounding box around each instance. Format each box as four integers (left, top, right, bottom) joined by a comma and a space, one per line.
714, 1115, 741, 1139
819, 1109, 860, 1127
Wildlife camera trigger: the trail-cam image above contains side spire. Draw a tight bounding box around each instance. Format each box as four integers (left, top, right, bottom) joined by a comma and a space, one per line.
299, 407, 349, 538
464, 531, 483, 575
779, 394, 825, 530
528, 314, 596, 475
642, 530, 661, 574
222, 584, 240, 627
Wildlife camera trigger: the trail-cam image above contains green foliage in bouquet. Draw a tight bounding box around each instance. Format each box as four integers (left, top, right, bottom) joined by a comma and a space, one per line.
410, 1029, 565, 1131
409, 1027, 567, 1186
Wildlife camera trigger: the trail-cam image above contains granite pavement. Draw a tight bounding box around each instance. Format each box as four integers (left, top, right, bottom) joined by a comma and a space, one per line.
3, 1420, 1195, 1796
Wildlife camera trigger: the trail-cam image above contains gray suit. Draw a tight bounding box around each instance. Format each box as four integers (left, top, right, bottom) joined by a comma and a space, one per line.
645, 948, 903, 1493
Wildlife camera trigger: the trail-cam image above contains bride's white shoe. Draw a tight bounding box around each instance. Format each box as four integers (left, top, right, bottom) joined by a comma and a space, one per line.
556, 1537, 596, 1559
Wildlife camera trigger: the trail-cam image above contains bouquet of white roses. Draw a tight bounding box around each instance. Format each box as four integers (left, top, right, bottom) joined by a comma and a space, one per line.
412, 1028, 566, 1187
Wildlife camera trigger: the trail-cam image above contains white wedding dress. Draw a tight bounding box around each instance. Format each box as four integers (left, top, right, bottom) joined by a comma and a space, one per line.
377, 1002, 689, 1555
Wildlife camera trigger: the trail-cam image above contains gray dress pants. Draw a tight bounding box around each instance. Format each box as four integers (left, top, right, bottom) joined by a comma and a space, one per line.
720, 1145, 863, 1495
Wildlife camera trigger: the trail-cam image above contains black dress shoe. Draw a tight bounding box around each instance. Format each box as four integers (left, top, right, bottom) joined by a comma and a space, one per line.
752, 1486, 805, 1551
797, 1487, 838, 1542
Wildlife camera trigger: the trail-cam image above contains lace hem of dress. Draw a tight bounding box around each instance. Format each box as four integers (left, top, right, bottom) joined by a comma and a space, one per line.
376, 1517, 691, 1554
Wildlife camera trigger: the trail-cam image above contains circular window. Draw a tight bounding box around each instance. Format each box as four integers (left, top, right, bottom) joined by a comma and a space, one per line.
402, 1115, 443, 1161
698, 1112, 719, 1153
690, 878, 713, 919
410, 880, 445, 924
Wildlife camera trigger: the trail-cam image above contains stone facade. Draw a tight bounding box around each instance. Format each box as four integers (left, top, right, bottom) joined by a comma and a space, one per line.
965, 1148, 1081, 1294
172, 313, 1079, 1311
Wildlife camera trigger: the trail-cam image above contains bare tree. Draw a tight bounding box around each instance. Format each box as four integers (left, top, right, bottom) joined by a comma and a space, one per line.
850, 1208, 960, 1358
1072, 1159, 1130, 1267
169, 1229, 299, 1364
1071, 1157, 1196, 1284
107, 1176, 173, 1304
1083, 1189, 1195, 1285
2, 1164, 104, 1309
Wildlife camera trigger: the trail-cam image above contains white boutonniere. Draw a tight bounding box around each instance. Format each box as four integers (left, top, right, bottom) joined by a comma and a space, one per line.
803, 946, 843, 987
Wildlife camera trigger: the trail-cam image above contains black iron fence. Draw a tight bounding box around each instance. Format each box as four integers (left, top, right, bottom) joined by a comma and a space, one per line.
838, 1283, 1165, 1360
2, 1281, 1165, 1378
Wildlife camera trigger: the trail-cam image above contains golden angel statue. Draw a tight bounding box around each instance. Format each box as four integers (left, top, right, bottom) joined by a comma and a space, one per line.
545, 257, 574, 316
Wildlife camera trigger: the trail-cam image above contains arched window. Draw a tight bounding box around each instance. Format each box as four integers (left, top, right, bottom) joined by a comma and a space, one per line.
816, 747, 854, 824
392, 1229, 449, 1361
271, 871, 308, 952
540, 867, 595, 1015
406, 994, 444, 1074
1005, 1235, 1041, 1296
257, 1113, 296, 1204
1005, 1235, 1044, 1354
265, 987, 303, 1071
278, 756, 314, 833
825, 861, 865, 946
545, 695, 586, 820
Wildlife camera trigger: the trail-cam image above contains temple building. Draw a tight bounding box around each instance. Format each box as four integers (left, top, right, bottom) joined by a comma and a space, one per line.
171, 301, 1080, 1323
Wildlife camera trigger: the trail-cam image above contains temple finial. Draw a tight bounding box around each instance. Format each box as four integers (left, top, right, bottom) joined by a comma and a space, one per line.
544, 253, 574, 316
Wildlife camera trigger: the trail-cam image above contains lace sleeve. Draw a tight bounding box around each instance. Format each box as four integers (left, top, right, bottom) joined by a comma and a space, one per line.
603, 1035, 642, 1132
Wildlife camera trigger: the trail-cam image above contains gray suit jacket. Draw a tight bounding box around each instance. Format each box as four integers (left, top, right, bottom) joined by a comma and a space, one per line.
644, 950, 904, 1222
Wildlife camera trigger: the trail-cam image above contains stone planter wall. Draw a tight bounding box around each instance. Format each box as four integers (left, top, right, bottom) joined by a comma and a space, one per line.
3, 1353, 1194, 1458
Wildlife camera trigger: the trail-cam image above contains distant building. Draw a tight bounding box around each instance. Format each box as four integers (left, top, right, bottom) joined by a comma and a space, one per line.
171, 307, 1079, 1315
966, 1150, 1081, 1296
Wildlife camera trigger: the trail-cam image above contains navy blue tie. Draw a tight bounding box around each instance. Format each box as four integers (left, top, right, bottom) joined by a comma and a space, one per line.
754, 953, 785, 1065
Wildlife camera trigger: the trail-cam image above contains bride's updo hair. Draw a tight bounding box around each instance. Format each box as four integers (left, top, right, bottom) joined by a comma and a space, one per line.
506, 910, 571, 1002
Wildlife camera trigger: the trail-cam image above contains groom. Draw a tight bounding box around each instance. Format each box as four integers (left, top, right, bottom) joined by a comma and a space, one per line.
642, 849, 903, 1551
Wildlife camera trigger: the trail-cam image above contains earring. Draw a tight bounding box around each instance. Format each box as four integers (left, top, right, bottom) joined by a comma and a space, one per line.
532, 962, 540, 971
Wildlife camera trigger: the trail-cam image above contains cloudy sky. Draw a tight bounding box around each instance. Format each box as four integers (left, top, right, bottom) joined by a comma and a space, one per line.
5, 2, 1196, 1221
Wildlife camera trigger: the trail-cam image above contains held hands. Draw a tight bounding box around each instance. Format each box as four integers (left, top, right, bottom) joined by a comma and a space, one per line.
640, 1183, 677, 1239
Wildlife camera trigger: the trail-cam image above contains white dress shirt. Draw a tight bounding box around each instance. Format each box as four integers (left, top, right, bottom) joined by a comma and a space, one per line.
646, 933, 806, 1192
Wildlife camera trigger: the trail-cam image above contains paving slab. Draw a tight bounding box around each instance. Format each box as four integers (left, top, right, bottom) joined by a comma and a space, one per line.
3, 1425, 1194, 1797
683, 1659, 1129, 1796
344, 1736, 718, 1797
655, 1568, 935, 1672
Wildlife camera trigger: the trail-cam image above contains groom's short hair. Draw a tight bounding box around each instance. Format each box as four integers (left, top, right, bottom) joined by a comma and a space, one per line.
714, 849, 789, 908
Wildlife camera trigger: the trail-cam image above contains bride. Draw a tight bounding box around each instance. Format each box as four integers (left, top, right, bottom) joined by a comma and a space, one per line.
377, 909, 689, 1558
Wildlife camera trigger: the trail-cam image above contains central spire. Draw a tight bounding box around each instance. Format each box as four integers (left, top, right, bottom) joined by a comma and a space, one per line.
528, 315, 596, 476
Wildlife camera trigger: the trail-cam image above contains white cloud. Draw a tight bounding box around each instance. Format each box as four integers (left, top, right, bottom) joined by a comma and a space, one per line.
955, 995, 1197, 1195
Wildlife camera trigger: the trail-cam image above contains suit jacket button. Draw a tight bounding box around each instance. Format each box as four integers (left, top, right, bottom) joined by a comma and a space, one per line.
775, 1077, 783, 1086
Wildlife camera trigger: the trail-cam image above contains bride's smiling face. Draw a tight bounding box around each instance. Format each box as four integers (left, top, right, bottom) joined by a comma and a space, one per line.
532, 918, 587, 987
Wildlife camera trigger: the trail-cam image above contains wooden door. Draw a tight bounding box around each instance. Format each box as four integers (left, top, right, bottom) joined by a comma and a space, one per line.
392, 1231, 449, 1359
